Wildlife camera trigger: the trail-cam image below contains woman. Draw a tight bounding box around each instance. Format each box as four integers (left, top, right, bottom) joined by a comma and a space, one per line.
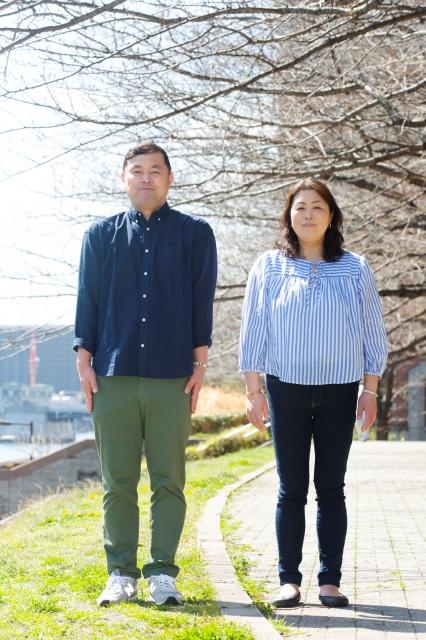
239, 179, 387, 608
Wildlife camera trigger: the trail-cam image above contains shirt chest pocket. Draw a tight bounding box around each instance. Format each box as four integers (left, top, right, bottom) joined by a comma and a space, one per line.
155, 243, 183, 278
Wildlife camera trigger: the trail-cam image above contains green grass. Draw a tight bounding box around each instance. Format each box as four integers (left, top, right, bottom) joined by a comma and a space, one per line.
221, 511, 297, 637
0, 446, 273, 640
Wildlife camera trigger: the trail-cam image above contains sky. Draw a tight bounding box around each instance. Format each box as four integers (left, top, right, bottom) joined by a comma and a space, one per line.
0, 102, 121, 327
1, 172, 79, 326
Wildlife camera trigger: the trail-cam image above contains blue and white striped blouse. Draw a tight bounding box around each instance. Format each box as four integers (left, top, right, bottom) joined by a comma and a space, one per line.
239, 250, 388, 385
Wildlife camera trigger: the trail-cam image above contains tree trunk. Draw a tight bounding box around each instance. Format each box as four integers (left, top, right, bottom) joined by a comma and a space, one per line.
376, 367, 394, 440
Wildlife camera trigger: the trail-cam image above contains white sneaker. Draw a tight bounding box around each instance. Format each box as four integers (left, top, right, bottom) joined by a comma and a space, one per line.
97, 569, 138, 606
148, 574, 183, 605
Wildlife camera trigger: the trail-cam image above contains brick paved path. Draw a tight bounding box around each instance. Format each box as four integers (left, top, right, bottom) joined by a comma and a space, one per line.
228, 441, 426, 639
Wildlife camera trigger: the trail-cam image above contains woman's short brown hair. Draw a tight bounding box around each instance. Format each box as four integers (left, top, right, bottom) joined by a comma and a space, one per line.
276, 178, 344, 262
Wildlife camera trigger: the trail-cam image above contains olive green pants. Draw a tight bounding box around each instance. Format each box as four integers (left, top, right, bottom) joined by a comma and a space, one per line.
92, 376, 191, 579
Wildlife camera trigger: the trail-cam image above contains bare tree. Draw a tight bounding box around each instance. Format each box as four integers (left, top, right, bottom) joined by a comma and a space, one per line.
1, 1, 425, 432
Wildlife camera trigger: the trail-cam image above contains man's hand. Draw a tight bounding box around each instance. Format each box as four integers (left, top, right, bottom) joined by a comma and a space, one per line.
76, 348, 98, 413
184, 365, 206, 413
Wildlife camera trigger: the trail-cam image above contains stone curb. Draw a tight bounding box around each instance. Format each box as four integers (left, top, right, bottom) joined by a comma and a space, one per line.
197, 458, 282, 640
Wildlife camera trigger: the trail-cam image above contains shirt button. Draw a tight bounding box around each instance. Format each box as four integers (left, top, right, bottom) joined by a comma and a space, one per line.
146, 227, 150, 231
158, 217, 161, 221
140, 344, 145, 348
145, 249, 149, 253
142, 318, 146, 322
142, 294, 147, 298
144, 272, 148, 276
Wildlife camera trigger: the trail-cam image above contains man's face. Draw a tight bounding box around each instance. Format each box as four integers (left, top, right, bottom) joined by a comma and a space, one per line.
121, 152, 173, 215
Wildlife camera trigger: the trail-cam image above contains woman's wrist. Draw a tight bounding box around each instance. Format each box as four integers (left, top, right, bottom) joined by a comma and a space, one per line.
362, 389, 377, 398
363, 374, 378, 396
245, 389, 263, 399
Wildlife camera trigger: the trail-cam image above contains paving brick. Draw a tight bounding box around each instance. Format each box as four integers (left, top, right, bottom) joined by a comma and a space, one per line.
227, 442, 426, 638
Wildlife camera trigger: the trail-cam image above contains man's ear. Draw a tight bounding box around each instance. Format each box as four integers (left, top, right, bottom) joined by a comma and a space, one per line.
120, 170, 125, 184
168, 171, 174, 186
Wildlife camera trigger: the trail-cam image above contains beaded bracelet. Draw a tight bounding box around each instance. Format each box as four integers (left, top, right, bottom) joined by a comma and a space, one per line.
193, 361, 208, 368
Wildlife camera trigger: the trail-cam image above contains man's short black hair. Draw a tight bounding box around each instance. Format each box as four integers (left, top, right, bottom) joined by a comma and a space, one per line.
123, 142, 171, 172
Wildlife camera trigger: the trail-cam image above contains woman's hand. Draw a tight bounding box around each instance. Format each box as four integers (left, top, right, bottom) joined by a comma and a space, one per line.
246, 392, 269, 432
356, 391, 377, 431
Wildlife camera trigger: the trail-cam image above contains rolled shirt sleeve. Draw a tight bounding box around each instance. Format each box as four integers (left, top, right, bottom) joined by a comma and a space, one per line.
358, 257, 388, 377
239, 253, 269, 373
191, 221, 217, 348
73, 224, 102, 355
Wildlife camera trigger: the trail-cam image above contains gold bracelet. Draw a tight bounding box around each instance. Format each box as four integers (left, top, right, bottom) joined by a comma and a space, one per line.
362, 389, 377, 397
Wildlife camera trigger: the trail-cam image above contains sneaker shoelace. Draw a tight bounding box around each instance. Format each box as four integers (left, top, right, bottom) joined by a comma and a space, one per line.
106, 574, 133, 597
155, 575, 176, 590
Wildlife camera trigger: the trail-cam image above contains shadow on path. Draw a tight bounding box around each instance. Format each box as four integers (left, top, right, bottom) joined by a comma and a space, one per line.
278, 603, 426, 634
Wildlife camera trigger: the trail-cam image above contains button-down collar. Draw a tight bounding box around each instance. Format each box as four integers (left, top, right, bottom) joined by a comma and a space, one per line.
128, 201, 170, 224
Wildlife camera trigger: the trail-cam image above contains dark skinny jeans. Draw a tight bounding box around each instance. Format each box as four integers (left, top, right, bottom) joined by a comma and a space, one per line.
266, 376, 359, 587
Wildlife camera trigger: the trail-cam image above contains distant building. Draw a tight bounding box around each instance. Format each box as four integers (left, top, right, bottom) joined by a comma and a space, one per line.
389, 357, 426, 441
0, 382, 92, 442
0, 326, 79, 392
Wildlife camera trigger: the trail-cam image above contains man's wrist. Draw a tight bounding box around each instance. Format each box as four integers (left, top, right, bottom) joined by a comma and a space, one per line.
76, 347, 93, 368
193, 360, 208, 368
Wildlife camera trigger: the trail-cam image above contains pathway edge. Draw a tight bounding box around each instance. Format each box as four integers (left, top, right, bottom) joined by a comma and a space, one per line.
197, 457, 283, 640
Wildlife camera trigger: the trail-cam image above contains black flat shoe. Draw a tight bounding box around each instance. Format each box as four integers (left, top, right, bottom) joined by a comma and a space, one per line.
319, 594, 349, 607
271, 590, 301, 608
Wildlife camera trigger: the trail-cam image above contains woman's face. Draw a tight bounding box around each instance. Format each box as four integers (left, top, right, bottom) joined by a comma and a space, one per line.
290, 189, 332, 249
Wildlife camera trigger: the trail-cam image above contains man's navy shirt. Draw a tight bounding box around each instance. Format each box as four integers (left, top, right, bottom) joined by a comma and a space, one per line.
73, 202, 217, 378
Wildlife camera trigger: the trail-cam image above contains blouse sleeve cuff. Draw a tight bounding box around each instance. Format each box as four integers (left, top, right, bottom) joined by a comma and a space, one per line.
364, 369, 384, 379
239, 364, 265, 373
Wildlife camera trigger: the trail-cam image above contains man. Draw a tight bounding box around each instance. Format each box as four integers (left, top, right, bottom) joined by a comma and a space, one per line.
74, 142, 217, 606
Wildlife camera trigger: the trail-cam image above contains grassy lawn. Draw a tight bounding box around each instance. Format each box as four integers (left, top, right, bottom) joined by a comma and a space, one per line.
0, 446, 273, 640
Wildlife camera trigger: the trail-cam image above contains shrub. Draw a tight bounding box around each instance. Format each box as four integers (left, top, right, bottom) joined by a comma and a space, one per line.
186, 426, 270, 460
191, 412, 246, 434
